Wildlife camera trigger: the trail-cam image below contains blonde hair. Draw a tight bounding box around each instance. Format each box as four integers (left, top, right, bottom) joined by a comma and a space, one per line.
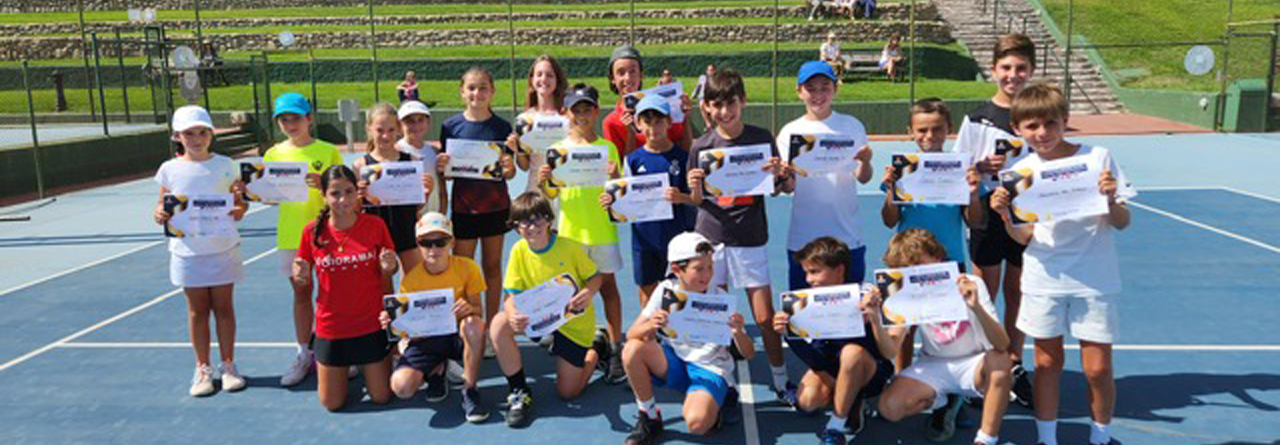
1010, 82, 1069, 126
364, 102, 399, 152
882, 229, 950, 268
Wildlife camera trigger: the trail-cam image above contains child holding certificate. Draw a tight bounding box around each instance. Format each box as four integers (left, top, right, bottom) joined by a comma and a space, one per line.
535, 84, 629, 384
880, 98, 984, 372
510, 55, 568, 196
353, 102, 435, 278
293, 165, 399, 411
690, 68, 793, 402
991, 83, 1134, 445
770, 237, 896, 445
602, 45, 694, 157
265, 93, 345, 388
622, 232, 753, 444
436, 67, 517, 347
395, 100, 447, 214
490, 192, 606, 428
380, 212, 490, 423
873, 229, 1014, 445
153, 105, 248, 397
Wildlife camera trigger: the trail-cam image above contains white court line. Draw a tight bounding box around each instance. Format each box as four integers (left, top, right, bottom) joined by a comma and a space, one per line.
0, 247, 278, 372
58, 342, 297, 349
1135, 185, 1222, 192
734, 360, 762, 445
59, 342, 1280, 351
0, 205, 271, 298
1129, 201, 1280, 254
1219, 186, 1280, 205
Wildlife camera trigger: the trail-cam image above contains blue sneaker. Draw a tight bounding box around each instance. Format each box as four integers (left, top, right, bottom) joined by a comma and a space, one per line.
817, 428, 847, 445
776, 381, 799, 408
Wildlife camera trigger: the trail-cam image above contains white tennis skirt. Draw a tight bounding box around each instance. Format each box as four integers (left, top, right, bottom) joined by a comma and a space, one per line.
170, 247, 244, 288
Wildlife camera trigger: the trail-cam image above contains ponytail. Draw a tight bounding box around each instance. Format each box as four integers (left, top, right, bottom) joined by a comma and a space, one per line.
312, 205, 330, 249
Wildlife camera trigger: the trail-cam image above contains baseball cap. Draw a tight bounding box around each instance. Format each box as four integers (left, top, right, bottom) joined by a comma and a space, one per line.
609, 45, 643, 71
796, 60, 838, 85
397, 100, 432, 120
171, 105, 214, 132
564, 85, 599, 109
415, 212, 453, 238
273, 92, 312, 117
635, 94, 671, 117
667, 232, 716, 265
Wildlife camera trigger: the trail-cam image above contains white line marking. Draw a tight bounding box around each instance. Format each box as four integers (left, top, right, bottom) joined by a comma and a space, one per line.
0, 248, 278, 372
1134, 185, 1222, 192
1129, 201, 1280, 254
1218, 186, 1280, 205
735, 360, 761, 445
0, 205, 271, 298
53, 342, 1280, 352
58, 342, 296, 349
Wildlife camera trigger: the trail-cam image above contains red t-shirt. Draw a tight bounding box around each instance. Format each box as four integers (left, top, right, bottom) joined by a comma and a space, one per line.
297, 213, 395, 339
603, 100, 687, 158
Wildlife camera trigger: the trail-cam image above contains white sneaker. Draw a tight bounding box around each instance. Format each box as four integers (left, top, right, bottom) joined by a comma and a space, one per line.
220, 361, 247, 392
190, 364, 215, 397
280, 351, 314, 387
446, 359, 465, 386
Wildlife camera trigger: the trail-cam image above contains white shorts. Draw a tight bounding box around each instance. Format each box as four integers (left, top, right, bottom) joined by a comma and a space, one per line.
277, 248, 298, 277
899, 353, 986, 410
582, 243, 623, 274
1017, 292, 1119, 344
170, 248, 244, 288
710, 245, 771, 290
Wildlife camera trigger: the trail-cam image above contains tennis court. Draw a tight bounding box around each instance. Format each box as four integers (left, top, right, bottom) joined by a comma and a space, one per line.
1, 133, 1277, 444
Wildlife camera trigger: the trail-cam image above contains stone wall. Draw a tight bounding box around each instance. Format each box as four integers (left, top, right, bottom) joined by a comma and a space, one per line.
9, 0, 860, 13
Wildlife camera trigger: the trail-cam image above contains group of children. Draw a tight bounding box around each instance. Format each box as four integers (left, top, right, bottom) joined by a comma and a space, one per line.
156, 34, 1132, 445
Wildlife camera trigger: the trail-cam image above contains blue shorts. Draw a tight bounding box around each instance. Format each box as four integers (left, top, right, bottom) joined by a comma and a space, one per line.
786, 337, 892, 400
395, 334, 464, 373
652, 343, 730, 406
632, 247, 668, 287
787, 245, 867, 291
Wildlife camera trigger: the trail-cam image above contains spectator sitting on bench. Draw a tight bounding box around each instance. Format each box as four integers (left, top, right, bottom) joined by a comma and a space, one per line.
659, 69, 675, 86
880, 34, 905, 81
855, 0, 877, 19
397, 70, 420, 104
200, 42, 229, 87
820, 32, 845, 83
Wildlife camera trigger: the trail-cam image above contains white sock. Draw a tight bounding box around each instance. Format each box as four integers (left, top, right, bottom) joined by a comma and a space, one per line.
296, 343, 309, 357
825, 414, 845, 431
1036, 420, 1058, 445
770, 365, 788, 391
1090, 422, 1111, 444
636, 398, 657, 416
974, 430, 998, 445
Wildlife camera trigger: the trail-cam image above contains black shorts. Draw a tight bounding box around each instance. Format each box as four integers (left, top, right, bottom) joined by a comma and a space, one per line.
395, 334, 465, 374
535, 331, 589, 368
969, 199, 1026, 268
452, 209, 511, 240
312, 330, 390, 367
632, 247, 668, 287
786, 338, 893, 400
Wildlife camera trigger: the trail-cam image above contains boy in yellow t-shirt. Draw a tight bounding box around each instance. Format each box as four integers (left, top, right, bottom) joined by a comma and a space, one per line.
489, 192, 605, 428
265, 93, 344, 388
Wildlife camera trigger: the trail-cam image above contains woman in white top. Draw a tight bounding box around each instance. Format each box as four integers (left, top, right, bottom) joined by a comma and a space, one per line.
880, 34, 905, 81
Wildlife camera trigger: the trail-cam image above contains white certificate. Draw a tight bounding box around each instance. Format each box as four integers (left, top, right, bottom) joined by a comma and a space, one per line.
383, 289, 457, 340
546, 145, 609, 188
164, 193, 237, 238
700, 144, 773, 198
659, 287, 734, 346
1001, 151, 1108, 226
513, 274, 581, 339
875, 262, 968, 328
953, 118, 1029, 191
891, 152, 971, 205
606, 173, 673, 224
240, 159, 309, 202
516, 114, 569, 155
782, 284, 867, 340
445, 139, 506, 181
788, 134, 860, 176
627, 81, 685, 123
361, 161, 425, 206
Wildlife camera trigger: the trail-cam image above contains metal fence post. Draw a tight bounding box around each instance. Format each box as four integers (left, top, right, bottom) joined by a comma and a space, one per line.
22, 61, 46, 199
79, 0, 97, 121
508, 0, 518, 114
368, 0, 380, 103
909, 0, 917, 107
1063, 0, 1074, 106
771, 0, 778, 133
116, 27, 132, 123
92, 32, 110, 136
309, 49, 318, 114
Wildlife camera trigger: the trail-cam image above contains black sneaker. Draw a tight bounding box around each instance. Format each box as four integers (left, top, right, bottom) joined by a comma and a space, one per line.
461, 387, 490, 423
817, 428, 847, 445
775, 380, 799, 408
955, 397, 976, 429
424, 370, 448, 403
592, 328, 611, 375
1011, 363, 1035, 409
719, 387, 740, 426
1091, 439, 1122, 445
505, 388, 533, 428
606, 341, 627, 384
624, 410, 664, 445
842, 399, 865, 435
924, 394, 962, 442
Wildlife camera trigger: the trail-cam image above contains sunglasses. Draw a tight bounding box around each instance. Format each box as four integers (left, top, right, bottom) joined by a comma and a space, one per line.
513, 216, 550, 230
417, 237, 452, 248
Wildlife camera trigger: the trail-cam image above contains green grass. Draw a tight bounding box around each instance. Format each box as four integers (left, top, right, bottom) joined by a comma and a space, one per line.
1039, 0, 1279, 91
0, 77, 992, 114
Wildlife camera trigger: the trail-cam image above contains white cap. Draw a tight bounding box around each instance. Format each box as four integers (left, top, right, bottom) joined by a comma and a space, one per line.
172, 105, 214, 132
398, 100, 432, 120
415, 212, 452, 238
667, 232, 716, 264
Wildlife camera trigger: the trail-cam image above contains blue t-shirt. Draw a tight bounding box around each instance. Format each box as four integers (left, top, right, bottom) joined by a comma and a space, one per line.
898, 204, 968, 265
440, 113, 512, 214
625, 145, 696, 252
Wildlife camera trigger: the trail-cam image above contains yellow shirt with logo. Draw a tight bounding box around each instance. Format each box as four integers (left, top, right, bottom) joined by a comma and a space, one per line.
399, 256, 486, 323
263, 139, 343, 250
502, 234, 598, 347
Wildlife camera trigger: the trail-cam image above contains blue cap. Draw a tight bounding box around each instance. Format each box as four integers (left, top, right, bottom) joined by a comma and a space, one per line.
796, 61, 838, 85
635, 94, 670, 117
273, 93, 312, 117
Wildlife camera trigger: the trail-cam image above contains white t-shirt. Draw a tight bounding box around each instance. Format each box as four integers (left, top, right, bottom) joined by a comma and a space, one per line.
515, 110, 562, 196
154, 154, 240, 257
641, 280, 736, 385
821, 42, 841, 61
880, 47, 901, 65
919, 275, 997, 359
951, 115, 1030, 192
776, 112, 869, 251
1011, 145, 1136, 296
396, 138, 442, 214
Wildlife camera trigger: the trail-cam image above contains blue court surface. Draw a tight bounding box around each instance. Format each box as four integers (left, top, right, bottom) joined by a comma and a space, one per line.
1, 133, 1277, 444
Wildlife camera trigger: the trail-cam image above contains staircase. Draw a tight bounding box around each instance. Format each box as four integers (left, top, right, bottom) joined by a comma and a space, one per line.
211, 126, 263, 157
932, 0, 1124, 114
